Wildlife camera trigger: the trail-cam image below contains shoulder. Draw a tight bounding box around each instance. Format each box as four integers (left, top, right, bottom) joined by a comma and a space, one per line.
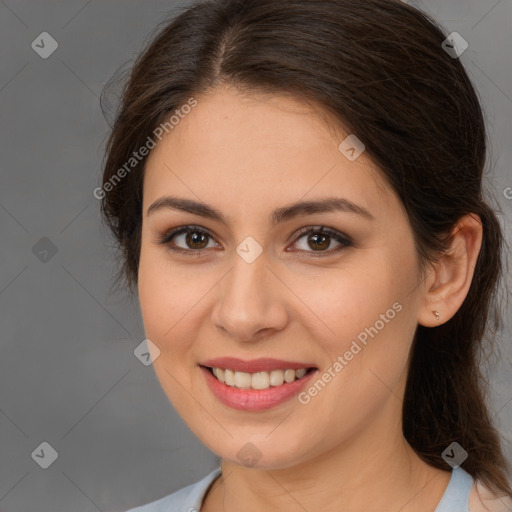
123, 468, 222, 512
469, 479, 512, 512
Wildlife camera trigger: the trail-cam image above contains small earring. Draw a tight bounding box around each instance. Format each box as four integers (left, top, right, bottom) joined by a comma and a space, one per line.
433, 310, 440, 321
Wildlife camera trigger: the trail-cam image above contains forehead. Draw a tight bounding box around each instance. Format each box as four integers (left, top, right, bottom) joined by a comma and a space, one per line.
159, 85, 349, 154
142, 85, 394, 222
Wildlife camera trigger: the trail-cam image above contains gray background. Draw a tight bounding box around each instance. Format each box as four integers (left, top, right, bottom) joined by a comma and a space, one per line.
0, 0, 511, 510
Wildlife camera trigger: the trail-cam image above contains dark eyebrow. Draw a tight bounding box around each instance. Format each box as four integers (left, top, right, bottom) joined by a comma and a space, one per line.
146, 195, 374, 224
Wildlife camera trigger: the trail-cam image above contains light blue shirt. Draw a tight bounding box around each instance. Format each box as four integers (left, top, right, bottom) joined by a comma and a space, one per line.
124, 466, 473, 512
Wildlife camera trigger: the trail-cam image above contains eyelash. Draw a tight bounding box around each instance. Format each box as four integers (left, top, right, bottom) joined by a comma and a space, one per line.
157, 224, 353, 257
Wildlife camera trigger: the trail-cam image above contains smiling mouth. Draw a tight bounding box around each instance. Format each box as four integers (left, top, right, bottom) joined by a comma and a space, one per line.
201, 365, 317, 390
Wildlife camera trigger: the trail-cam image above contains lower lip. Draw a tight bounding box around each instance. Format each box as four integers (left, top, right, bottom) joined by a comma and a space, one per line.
200, 366, 318, 411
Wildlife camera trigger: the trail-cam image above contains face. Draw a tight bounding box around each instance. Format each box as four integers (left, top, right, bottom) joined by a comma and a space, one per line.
138, 85, 425, 470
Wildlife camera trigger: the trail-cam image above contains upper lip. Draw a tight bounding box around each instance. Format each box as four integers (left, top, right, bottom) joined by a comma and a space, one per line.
200, 357, 317, 373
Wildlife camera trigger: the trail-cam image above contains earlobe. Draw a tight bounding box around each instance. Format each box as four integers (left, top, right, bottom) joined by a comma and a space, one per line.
417, 213, 483, 328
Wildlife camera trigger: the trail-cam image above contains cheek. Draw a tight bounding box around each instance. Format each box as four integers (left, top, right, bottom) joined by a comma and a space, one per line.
137, 246, 186, 349
137, 253, 201, 408
300, 251, 417, 393
303, 258, 402, 344
137, 247, 217, 369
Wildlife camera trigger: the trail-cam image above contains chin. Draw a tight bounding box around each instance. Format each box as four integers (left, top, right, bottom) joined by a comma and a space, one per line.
202, 434, 315, 471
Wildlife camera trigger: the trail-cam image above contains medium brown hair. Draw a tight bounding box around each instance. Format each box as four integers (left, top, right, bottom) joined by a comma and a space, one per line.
99, 0, 511, 496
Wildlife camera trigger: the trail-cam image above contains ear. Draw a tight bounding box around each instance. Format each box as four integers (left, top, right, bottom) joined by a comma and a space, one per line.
417, 213, 483, 327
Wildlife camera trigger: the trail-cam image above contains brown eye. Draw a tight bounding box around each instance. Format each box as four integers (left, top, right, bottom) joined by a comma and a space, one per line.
158, 226, 218, 253
306, 232, 330, 251
158, 224, 352, 257
291, 226, 352, 255
184, 231, 209, 250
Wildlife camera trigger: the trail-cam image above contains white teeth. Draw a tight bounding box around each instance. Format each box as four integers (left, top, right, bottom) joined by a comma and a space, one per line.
284, 369, 296, 383
212, 367, 225, 383
210, 367, 311, 390
224, 369, 235, 386
269, 369, 284, 386
295, 368, 307, 379
252, 371, 269, 390
234, 371, 252, 389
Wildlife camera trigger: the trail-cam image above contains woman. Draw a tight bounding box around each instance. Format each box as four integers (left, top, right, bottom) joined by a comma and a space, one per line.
99, 0, 512, 510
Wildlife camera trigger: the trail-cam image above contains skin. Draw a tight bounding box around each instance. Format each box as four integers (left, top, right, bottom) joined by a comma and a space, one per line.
138, 84, 484, 512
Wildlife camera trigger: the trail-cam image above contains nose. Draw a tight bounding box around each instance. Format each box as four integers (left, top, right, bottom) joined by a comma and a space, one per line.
211, 251, 288, 343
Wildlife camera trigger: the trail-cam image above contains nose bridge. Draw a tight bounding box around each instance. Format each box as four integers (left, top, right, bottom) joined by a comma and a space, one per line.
212, 247, 285, 341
